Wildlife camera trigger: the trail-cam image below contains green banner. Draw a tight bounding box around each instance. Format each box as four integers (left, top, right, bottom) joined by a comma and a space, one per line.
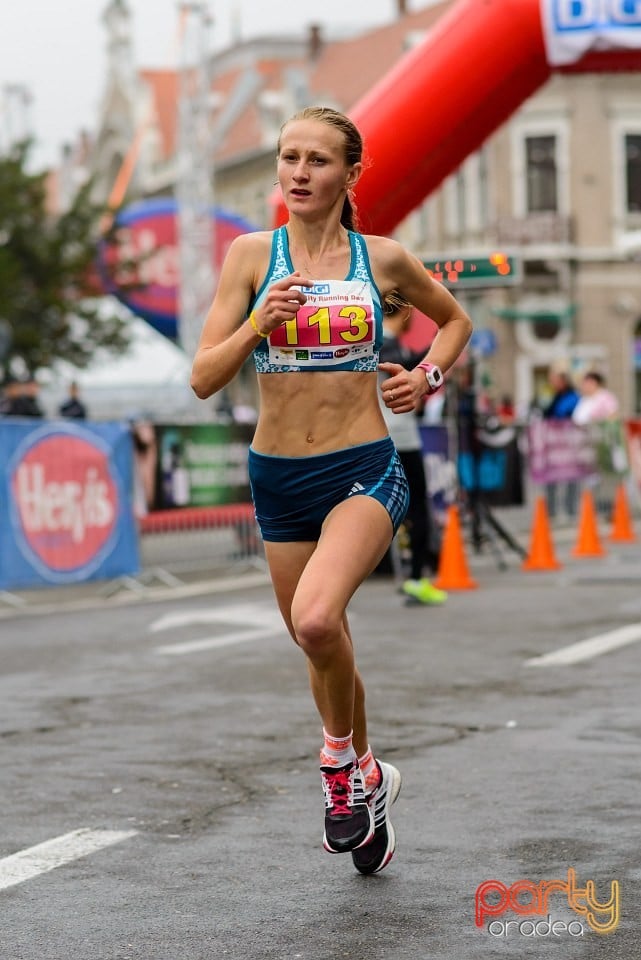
588, 420, 628, 477
155, 423, 253, 508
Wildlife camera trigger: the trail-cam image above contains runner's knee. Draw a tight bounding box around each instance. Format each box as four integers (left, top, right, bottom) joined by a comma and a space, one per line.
291, 599, 342, 657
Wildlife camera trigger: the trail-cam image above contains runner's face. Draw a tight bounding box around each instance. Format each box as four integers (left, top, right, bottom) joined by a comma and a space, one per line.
277, 119, 360, 218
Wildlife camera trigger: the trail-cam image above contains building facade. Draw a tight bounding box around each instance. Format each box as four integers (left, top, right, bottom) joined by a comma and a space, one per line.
411, 70, 641, 418
87, 0, 641, 417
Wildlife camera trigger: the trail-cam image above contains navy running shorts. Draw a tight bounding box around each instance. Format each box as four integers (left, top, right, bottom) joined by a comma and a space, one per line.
248, 436, 409, 542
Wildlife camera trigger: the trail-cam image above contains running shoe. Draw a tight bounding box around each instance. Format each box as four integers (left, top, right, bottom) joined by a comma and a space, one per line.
351, 760, 402, 875
402, 578, 447, 605
321, 759, 375, 854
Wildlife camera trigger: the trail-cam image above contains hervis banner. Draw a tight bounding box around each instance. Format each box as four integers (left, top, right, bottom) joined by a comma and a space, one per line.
0, 421, 140, 589
541, 0, 641, 66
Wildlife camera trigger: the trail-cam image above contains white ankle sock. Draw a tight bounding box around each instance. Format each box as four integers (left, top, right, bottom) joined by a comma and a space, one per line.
320, 728, 356, 767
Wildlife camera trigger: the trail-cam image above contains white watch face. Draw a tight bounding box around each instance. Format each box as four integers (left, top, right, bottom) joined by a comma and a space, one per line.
426, 366, 443, 389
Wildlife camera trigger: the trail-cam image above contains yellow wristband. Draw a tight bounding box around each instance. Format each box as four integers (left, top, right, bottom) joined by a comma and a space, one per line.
249, 311, 269, 338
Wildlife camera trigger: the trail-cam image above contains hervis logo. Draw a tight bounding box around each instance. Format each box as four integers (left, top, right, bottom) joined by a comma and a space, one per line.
10, 430, 119, 575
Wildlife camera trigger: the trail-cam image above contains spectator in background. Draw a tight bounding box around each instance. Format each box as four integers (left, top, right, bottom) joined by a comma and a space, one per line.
572, 370, 619, 425
572, 371, 622, 517
0, 377, 15, 415
543, 368, 580, 520
131, 419, 158, 516
544, 369, 580, 420
23, 377, 44, 416
1, 375, 44, 417
378, 292, 446, 606
59, 381, 87, 419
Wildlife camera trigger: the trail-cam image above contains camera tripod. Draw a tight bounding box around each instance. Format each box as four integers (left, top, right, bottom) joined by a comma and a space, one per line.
447, 373, 527, 572
463, 488, 527, 571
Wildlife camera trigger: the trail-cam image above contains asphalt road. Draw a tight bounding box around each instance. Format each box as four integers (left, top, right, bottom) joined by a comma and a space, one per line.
2, 535, 641, 959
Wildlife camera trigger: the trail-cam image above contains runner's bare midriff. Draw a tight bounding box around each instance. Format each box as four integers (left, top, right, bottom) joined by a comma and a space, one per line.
252, 370, 388, 456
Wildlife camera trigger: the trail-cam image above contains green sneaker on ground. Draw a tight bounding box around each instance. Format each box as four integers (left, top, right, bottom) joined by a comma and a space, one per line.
402, 578, 448, 605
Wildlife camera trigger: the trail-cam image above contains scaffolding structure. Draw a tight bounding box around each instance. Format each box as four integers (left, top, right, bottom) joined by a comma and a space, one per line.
176, 2, 216, 371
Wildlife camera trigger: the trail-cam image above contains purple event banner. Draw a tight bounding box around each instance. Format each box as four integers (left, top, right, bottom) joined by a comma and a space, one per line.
527, 419, 596, 485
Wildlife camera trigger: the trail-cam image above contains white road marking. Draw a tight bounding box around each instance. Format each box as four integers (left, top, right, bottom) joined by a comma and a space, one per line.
151, 601, 284, 656
149, 602, 279, 633
0, 571, 272, 621
155, 625, 282, 656
0, 828, 137, 892
525, 622, 641, 667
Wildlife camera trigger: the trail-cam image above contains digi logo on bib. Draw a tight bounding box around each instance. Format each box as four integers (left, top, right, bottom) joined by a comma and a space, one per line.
11, 433, 119, 573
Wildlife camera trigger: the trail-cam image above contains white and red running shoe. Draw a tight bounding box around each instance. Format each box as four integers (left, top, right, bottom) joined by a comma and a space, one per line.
321, 759, 375, 854
351, 760, 402, 874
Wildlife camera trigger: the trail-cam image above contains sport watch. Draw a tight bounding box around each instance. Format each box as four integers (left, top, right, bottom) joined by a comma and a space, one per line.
417, 361, 444, 395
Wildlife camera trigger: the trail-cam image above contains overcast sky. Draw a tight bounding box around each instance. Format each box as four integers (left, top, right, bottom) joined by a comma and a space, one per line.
0, 0, 435, 169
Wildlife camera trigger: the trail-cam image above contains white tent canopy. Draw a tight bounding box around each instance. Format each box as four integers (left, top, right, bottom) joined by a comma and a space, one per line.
39, 300, 204, 422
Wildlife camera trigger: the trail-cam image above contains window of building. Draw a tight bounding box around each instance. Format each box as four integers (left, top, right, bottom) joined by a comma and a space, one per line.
526, 135, 558, 213
443, 170, 465, 239
414, 198, 433, 248
443, 167, 466, 239
461, 149, 489, 235
625, 134, 641, 214
455, 168, 466, 234
478, 148, 489, 228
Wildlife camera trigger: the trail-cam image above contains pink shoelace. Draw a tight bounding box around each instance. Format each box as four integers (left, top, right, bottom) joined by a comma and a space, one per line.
323, 767, 352, 816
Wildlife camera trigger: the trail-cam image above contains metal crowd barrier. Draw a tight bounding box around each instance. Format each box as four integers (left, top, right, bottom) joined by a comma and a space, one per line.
137, 503, 265, 580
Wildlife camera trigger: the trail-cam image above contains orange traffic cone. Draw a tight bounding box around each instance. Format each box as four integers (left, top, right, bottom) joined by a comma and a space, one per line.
609, 483, 636, 543
433, 504, 478, 590
522, 495, 562, 571
571, 489, 606, 558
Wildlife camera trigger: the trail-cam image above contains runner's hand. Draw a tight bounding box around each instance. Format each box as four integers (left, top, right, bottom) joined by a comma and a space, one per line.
379, 362, 425, 414
250, 273, 313, 336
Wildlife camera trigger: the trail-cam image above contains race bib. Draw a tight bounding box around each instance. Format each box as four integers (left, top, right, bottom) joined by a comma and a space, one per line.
267, 280, 375, 368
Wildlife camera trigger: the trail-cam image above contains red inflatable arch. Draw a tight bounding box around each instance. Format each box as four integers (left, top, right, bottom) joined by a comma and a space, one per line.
271, 0, 641, 235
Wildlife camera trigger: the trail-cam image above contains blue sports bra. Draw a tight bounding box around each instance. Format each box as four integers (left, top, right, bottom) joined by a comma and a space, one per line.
251, 226, 384, 373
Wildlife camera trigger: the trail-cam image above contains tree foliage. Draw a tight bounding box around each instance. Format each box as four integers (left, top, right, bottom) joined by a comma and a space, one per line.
0, 141, 130, 377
